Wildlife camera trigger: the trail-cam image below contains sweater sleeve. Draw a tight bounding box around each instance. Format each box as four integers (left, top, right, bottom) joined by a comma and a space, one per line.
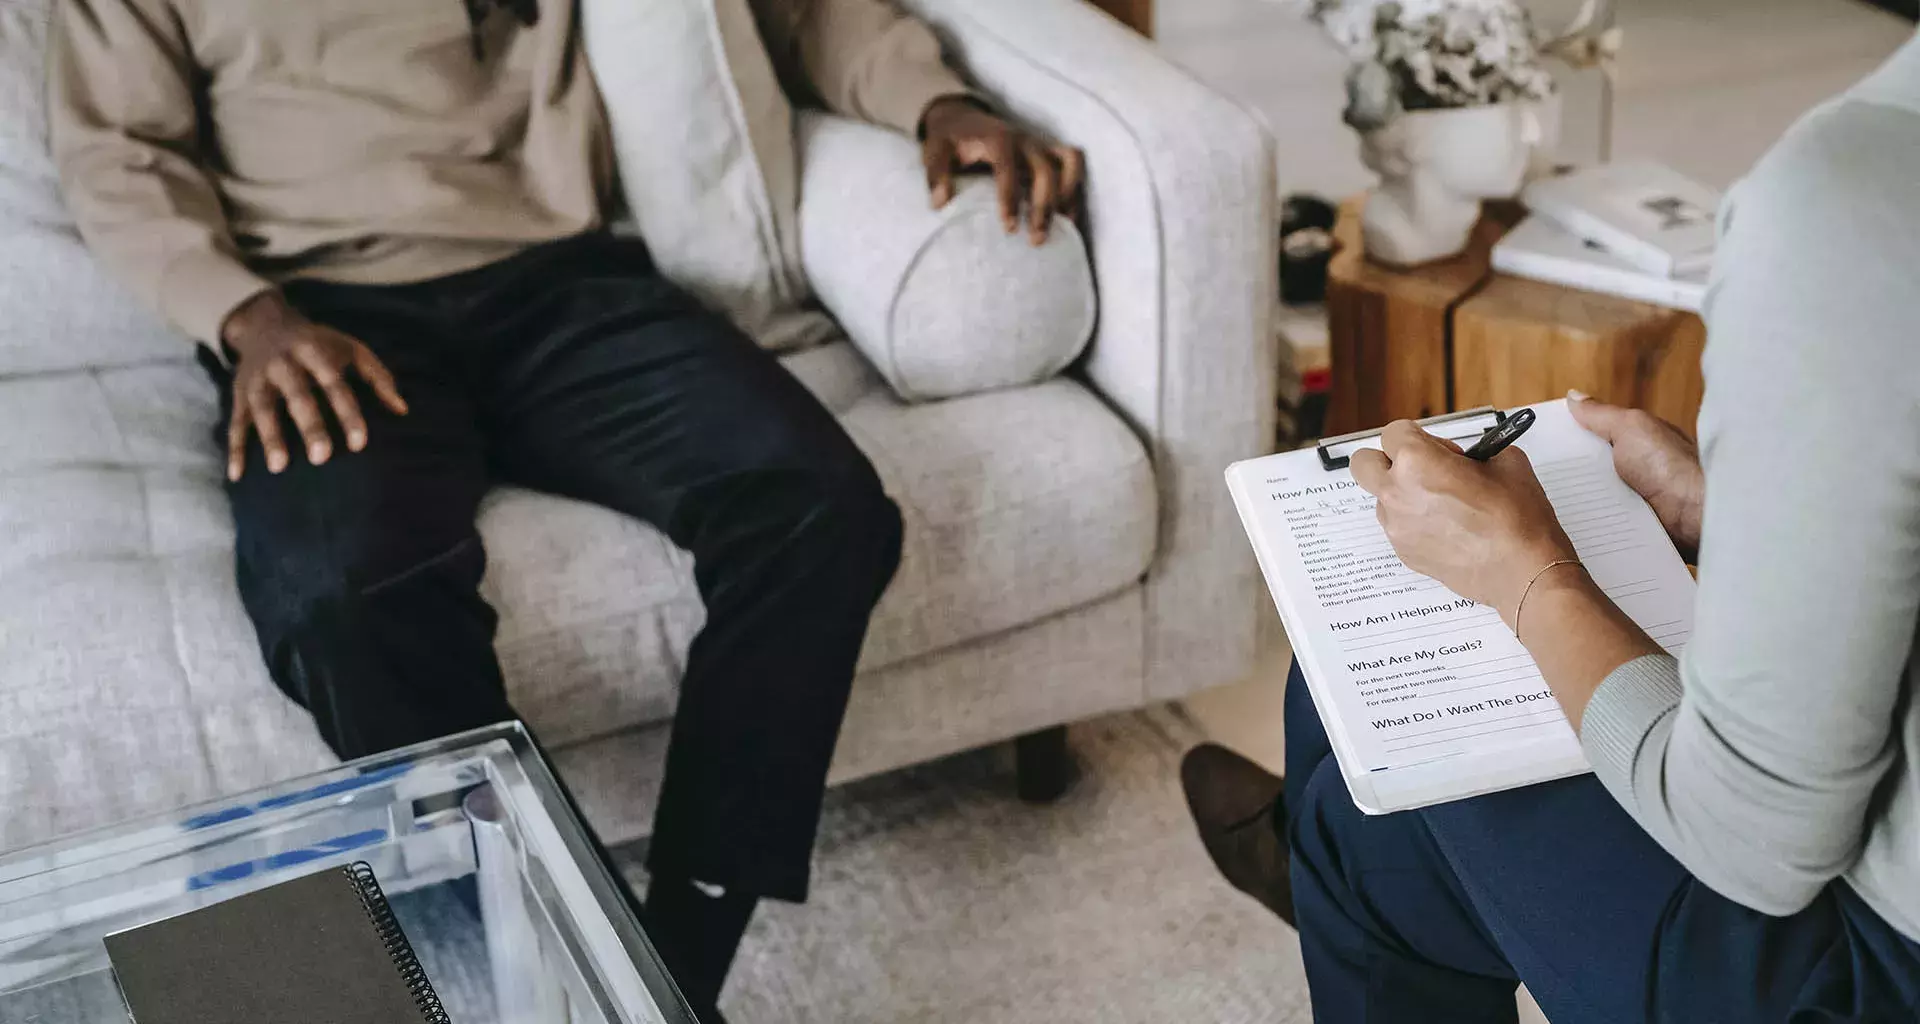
752, 0, 978, 136
1578, 97, 1920, 916
49, 0, 271, 345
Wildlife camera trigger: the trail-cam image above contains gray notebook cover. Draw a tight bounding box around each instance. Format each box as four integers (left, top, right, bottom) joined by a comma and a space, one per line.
105, 864, 440, 1024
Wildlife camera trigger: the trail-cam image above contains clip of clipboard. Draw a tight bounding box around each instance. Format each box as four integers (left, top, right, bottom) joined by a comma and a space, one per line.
1315, 406, 1510, 471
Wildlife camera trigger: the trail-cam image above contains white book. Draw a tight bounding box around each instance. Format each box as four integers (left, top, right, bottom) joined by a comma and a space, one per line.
1493, 216, 1708, 313
1522, 161, 1720, 278
1224, 400, 1696, 813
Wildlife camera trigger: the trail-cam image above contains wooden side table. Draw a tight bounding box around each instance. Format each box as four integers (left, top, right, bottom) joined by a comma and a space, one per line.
1325, 197, 1705, 438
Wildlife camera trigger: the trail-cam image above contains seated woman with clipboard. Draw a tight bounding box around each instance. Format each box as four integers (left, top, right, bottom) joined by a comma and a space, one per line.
1183, 36, 1920, 1024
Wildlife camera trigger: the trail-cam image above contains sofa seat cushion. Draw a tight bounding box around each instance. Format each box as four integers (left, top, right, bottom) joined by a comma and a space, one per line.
0, 342, 1154, 842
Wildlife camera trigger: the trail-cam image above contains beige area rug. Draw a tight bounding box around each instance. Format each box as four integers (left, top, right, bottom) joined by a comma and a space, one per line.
620, 706, 1313, 1024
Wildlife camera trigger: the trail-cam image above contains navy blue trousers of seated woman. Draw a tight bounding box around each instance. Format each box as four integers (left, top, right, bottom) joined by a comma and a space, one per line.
1281, 661, 1920, 1023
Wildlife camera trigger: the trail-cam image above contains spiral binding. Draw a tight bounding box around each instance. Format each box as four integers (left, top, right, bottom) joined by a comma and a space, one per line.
346, 862, 453, 1024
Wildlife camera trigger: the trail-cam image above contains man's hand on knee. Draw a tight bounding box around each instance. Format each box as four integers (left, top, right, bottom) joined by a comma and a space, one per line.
219, 291, 410, 481
919, 97, 1084, 247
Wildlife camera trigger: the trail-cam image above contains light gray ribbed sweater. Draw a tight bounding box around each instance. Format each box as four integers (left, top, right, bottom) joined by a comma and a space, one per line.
1581, 34, 1920, 940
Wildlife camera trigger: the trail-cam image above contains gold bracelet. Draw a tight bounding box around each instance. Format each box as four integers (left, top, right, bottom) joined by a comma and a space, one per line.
1512, 559, 1583, 639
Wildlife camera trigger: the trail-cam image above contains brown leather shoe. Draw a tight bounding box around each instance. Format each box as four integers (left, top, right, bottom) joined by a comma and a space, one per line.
1181, 743, 1295, 927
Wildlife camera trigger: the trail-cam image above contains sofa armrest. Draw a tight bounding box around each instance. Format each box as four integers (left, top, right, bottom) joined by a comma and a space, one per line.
900, 0, 1279, 702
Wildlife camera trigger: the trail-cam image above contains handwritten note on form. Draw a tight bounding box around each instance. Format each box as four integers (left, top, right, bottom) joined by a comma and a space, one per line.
1226, 399, 1696, 813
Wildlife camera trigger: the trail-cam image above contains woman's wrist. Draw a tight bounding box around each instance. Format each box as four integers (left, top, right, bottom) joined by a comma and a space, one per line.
1505, 560, 1594, 638
1493, 541, 1582, 626
1505, 569, 1663, 731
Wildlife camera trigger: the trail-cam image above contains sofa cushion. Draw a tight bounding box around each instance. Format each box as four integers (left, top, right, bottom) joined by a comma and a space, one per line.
0, 344, 1154, 842
839, 374, 1155, 670
0, 0, 63, 228
0, 0, 187, 376
580, 0, 836, 353
798, 114, 1096, 402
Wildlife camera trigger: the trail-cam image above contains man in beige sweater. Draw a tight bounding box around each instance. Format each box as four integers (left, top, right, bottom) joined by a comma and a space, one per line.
49, 0, 1083, 1015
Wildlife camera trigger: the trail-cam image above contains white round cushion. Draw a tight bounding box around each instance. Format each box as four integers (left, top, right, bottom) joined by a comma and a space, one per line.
798, 113, 1096, 403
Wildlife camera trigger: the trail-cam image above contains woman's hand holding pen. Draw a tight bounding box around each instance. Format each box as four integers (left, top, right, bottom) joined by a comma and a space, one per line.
1342, 399, 1680, 728
1349, 392, 1701, 634
1348, 420, 1577, 624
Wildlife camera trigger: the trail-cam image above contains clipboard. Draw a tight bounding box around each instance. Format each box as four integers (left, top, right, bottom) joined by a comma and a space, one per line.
1316, 406, 1509, 471
1226, 399, 1697, 814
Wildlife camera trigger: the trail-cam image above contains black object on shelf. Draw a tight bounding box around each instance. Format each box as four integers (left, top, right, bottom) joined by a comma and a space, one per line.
1296, 391, 1329, 446
1280, 194, 1338, 306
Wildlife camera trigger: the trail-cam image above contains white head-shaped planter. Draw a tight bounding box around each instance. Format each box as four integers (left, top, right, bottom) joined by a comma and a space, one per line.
1358, 97, 1560, 267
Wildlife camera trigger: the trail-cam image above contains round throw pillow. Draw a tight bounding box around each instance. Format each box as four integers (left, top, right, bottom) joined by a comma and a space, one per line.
798, 114, 1096, 403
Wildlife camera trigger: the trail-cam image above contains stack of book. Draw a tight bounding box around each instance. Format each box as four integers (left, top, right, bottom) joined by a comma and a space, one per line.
1495, 161, 1721, 313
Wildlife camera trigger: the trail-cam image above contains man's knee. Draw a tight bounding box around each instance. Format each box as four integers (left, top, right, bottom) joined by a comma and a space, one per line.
793, 451, 904, 582
733, 423, 903, 572
231, 467, 482, 635
232, 482, 497, 754
241, 527, 484, 645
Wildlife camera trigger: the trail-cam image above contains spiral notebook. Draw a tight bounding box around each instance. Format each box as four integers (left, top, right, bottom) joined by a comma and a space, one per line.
1226, 399, 1696, 814
105, 863, 449, 1024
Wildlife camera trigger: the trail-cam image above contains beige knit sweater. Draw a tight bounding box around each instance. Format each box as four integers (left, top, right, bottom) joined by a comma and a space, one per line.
48, 0, 970, 344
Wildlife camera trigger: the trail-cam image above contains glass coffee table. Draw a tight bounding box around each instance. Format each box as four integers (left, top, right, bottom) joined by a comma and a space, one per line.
0, 723, 696, 1024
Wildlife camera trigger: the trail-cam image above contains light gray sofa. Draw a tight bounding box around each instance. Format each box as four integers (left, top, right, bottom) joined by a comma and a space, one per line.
0, 0, 1277, 851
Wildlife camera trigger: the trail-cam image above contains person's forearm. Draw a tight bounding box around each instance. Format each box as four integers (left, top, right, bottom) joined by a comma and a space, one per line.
1506, 565, 1663, 732
769, 0, 976, 135
51, 0, 272, 343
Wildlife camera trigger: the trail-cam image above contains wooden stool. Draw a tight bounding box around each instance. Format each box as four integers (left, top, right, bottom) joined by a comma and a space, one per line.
1325, 197, 1705, 438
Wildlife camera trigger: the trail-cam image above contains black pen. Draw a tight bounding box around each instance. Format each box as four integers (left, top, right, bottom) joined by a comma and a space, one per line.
1462, 408, 1536, 461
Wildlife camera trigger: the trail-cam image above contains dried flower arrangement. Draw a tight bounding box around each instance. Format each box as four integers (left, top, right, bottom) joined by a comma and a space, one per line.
1300, 0, 1559, 130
